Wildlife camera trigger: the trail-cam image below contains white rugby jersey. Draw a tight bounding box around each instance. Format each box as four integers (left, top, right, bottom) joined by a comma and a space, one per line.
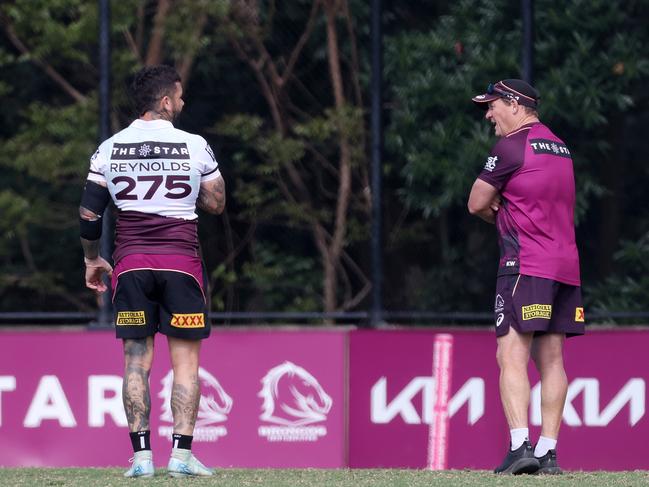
87, 119, 220, 220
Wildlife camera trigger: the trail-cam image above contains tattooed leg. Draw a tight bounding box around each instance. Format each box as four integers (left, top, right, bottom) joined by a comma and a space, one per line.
122, 337, 154, 432
168, 337, 202, 435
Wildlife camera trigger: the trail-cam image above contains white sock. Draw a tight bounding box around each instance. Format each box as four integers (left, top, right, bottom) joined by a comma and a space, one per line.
534, 436, 557, 457
510, 428, 529, 450
171, 447, 192, 460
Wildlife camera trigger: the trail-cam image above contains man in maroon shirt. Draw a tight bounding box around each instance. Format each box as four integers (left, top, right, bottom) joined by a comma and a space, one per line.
468, 79, 585, 475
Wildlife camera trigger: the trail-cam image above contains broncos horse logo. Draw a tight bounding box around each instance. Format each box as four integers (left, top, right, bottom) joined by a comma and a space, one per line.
259, 361, 333, 426
159, 367, 233, 426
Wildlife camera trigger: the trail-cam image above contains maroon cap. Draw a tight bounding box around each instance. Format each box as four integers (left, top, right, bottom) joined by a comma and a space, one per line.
472, 79, 540, 108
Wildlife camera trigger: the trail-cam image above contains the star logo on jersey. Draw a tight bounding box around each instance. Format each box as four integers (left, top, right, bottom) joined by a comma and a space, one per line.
139, 143, 152, 157
484, 156, 498, 172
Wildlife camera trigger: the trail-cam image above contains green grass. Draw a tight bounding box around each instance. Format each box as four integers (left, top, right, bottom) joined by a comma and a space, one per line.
0, 469, 648, 487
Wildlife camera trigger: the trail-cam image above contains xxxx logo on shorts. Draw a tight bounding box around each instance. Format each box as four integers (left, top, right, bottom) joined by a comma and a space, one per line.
116, 311, 146, 326
521, 304, 552, 320
575, 307, 585, 322
171, 313, 205, 328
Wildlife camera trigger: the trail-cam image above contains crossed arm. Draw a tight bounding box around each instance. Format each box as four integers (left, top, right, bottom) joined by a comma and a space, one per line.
467, 178, 501, 224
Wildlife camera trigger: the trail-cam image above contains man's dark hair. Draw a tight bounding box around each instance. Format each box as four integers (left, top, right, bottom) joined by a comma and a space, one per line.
131, 65, 181, 116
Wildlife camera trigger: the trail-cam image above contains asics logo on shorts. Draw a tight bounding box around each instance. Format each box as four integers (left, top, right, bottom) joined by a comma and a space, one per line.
496, 313, 504, 327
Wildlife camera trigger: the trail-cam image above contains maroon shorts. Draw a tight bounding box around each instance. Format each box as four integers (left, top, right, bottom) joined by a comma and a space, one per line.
111, 254, 210, 340
494, 274, 585, 338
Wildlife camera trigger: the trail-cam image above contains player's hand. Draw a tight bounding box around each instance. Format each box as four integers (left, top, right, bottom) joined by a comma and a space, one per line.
490, 194, 502, 212
84, 256, 113, 294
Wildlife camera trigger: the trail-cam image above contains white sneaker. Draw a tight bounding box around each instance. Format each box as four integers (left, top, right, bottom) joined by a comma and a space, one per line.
124, 450, 155, 478
167, 448, 213, 477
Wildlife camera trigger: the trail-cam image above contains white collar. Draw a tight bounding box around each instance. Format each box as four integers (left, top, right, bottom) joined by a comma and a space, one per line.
130, 119, 174, 129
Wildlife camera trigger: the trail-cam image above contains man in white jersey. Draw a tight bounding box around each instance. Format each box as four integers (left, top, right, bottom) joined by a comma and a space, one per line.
79, 65, 224, 478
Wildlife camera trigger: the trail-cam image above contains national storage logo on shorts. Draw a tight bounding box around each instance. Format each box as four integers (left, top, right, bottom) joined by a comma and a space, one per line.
521, 304, 552, 320
171, 313, 205, 328
116, 311, 146, 326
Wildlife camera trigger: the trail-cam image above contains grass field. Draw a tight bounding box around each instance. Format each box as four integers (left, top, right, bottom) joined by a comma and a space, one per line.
1, 469, 648, 487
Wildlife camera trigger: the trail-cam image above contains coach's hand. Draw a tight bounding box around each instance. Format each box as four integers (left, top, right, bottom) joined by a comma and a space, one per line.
84, 256, 113, 293
490, 194, 502, 212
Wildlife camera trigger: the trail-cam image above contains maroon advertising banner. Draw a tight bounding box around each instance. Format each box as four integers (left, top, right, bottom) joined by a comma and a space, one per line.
0, 329, 346, 468
1, 327, 647, 470
349, 328, 649, 471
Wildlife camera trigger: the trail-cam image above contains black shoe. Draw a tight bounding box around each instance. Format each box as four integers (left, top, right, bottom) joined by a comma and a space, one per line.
534, 449, 563, 475
494, 440, 540, 475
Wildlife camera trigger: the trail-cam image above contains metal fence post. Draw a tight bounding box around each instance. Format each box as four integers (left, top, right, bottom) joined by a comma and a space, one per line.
93, 0, 114, 329
370, 0, 384, 328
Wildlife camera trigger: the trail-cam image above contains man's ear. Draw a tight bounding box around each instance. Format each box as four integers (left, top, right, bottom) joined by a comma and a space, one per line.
510, 98, 519, 114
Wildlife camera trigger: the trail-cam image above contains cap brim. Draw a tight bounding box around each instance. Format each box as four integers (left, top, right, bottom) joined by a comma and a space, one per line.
471, 93, 499, 104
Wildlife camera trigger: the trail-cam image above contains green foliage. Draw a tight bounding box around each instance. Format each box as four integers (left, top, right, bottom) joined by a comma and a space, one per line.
1, 101, 96, 182
3, 0, 97, 64
208, 263, 237, 311
0, 189, 29, 234
216, 105, 367, 232
0, 100, 96, 308
214, 101, 369, 309
588, 232, 649, 317
385, 0, 519, 218
241, 242, 321, 311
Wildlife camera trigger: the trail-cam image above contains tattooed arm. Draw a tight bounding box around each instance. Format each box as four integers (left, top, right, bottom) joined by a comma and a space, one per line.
197, 174, 226, 215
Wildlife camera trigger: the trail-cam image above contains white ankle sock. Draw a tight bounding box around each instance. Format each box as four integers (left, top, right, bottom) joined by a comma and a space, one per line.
510, 428, 529, 450
534, 436, 557, 457
171, 447, 192, 460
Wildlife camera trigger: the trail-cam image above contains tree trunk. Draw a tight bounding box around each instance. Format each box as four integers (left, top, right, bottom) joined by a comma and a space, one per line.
322, 0, 352, 312
145, 0, 171, 66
